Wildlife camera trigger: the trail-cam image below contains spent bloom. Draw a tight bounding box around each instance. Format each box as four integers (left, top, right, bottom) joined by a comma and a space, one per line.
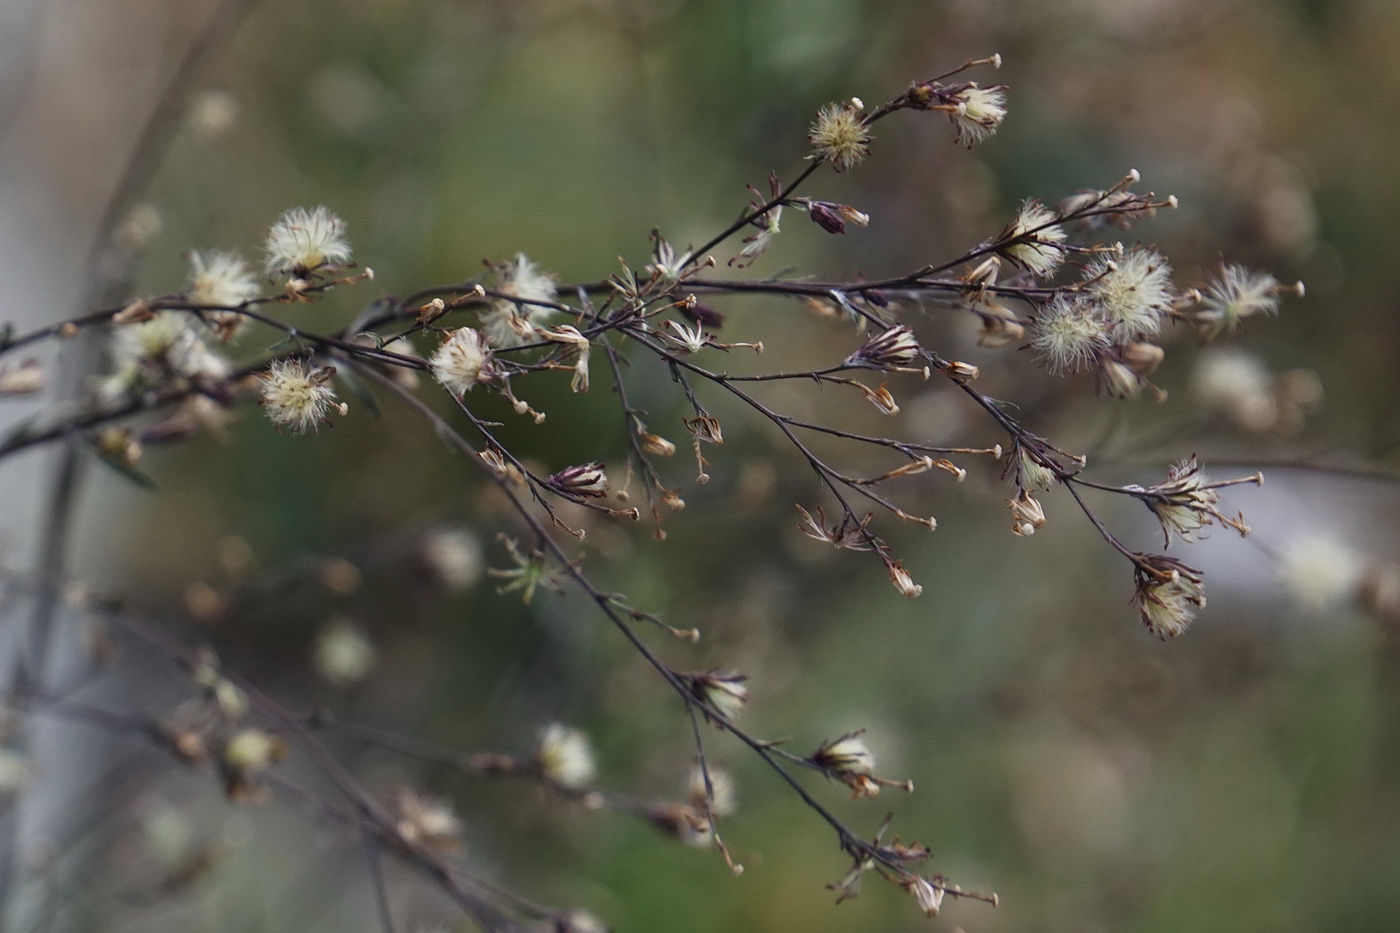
808, 101, 870, 171
1130, 455, 1253, 545
943, 83, 1008, 147
537, 723, 597, 790
1029, 295, 1108, 374
481, 253, 558, 348
264, 206, 351, 277
1191, 264, 1290, 340
545, 462, 609, 498
687, 766, 737, 817
685, 671, 749, 723
997, 200, 1066, 278
1087, 246, 1173, 340
187, 250, 259, 311
394, 789, 463, 854
429, 327, 495, 395
101, 312, 229, 401
1133, 556, 1206, 639
259, 359, 345, 433
810, 731, 875, 776
847, 324, 923, 370
905, 876, 945, 918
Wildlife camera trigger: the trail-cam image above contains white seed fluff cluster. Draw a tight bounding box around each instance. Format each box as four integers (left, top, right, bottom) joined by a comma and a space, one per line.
264, 206, 352, 277
259, 359, 342, 433
481, 253, 558, 348
188, 250, 259, 307
947, 84, 1007, 147
808, 101, 871, 171
429, 327, 494, 395
537, 723, 596, 790
102, 312, 229, 402
1001, 200, 1067, 278
1087, 246, 1173, 340
1194, 264, 1280, 340
1029, 295, 1108, 374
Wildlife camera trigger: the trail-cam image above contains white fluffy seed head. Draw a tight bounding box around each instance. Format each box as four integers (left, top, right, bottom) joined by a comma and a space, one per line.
537, 723, 597, 790
259, 359, 342, 433
1000, 200, 1066, 278
809, 102, 871, 171
188, 250, 259, 308
1086, 246, 1173, 340
429, 327, 494, 395
1029, 295, 1108, 374
264, 206, 351, 277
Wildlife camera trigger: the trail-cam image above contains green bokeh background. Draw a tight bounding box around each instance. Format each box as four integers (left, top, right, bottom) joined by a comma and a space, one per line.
66, 0, 1400, 930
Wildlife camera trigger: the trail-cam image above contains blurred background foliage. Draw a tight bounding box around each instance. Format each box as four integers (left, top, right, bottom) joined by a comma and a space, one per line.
6, 0, 1400, 930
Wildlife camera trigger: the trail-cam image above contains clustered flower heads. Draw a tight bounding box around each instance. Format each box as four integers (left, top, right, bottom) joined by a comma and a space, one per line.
100, 311, 230, 402
429, 327, 495, 396
264, 206, 352, 278
808, 100, 871, 172
258, 359, 345, 433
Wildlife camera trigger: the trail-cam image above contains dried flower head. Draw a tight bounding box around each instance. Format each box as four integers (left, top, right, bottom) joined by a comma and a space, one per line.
998, 200, 1066, 278
1087, 246, 1173, 340
687, 766, 737, 817
1007, 490, 1046, 536
264, 206, 351, 277
886, 560, 923, 598
1133, 556, 1206, 639
795, 504, 875, 551
537, 723, 597, 790
646, 802, 714, 848
944, 83, 1008, 146
482, 253, 558, 347
429, 327, 495, 395
1029, 295, 1108, 375
848, 325, 923, 370
187, 250, 259, 339
1131, 455, 1253, 545
685, 671, 749, 722
259, 359, 344, 433
394, 789, 463, 853
808, 101, 871, 171
811, 731, 875, 776
1191, 264, 1284, 340
546, 462, 609, 498
905, 876, 945, 918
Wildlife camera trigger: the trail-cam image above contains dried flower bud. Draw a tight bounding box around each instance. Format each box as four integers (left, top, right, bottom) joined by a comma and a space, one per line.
856, 382, 900, 416
905, 876, 945, 917
977, 303, 1025, 349
537, 723, 597, 790
886, 560, 923, 598
1007, 490, 1046, 536
546, 462, 610, 498
1122, 341, 1165, 375
646, 802, 714, 848
849, 325, 922, 369
942, 360, 980, 382
0, 359, 44, 396
684, 414, 724, 444
639, 432, 677, 457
